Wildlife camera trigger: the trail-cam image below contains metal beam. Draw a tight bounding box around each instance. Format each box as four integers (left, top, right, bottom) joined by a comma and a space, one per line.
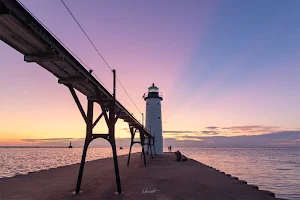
24, 54, 62, 62
94, 87, 109, 126
127, 126, 135, 166
87, 96, 110, 102
76, 100, 93, 193
109, 69, 122, 194
68, 86, 87, 123
92, 134, 109, 140
92, 112, 104, 129
58, 77, 86, 84
114, 110, 122, 124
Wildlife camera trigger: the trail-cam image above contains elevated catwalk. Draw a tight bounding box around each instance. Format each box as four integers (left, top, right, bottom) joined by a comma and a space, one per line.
0, 0, 154, 194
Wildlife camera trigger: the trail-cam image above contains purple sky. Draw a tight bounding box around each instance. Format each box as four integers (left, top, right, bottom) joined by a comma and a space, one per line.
0, 0, 300, 147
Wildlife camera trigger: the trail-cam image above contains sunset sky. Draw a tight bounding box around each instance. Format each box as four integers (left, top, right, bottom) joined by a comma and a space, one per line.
1, 0, 300, 146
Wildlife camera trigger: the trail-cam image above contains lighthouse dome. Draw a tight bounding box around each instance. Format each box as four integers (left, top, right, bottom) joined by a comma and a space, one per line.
143, 83, 163, 101
148, 83, 159, 92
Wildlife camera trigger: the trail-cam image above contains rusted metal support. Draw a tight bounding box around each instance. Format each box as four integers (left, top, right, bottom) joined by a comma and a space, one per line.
148, 137, 153, 159
92, 112, 104, 128
109, 69, 122, 194
140, 128, 147, 166
94, 87, 109, 126
127, 127, 147, 166
127, 126, 134, 166
58, 77, 86, 84
68, 86, 87, 123
114, 110, 122, 124
142, 146, 146, 166
92, 134, 109, 140
76, 100, 93, 193
24, 54, 62, 62
153, 137, 156, 155
145, 137, 154, 158
87, 96, 110, 102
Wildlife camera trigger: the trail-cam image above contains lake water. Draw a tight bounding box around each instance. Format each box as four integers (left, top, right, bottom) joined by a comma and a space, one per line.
180, 148, 300, 200
0, 147, 299, 199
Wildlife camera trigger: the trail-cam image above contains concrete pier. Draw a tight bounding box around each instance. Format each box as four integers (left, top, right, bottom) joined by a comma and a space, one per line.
0, 153, 276, 200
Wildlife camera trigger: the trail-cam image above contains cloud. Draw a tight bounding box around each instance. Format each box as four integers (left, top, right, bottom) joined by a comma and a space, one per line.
163, 125, 281, 137
224, 126, 280, 134
163, 130, 197, 133
206, 126, 218, 130
177, 136, 203, 141
201, 131, 219, 135
163, 131, 300, 148
163, 129, 220, 136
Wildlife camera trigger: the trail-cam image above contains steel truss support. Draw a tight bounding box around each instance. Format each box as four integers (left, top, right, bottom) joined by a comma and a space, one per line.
65, 70, 122, 194
146, 136, 156, 156
127, 126, 155, 166
146, 137, 155, 157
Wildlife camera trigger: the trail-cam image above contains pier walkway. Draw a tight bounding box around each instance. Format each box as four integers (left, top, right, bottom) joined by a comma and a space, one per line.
0, 153, 276, 200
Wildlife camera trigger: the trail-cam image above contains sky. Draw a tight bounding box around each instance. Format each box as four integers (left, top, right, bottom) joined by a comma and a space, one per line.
1, 0, 300, 147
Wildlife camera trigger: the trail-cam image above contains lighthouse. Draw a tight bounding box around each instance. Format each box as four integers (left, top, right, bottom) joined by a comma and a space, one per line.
143, 83, 163, 155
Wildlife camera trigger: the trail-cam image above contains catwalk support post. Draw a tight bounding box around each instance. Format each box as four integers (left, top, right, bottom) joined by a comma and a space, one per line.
109, 69, 122, 194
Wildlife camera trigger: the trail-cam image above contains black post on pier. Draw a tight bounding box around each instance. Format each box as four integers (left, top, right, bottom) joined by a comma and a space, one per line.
110, 69, 122, 194
70, 69, 122, 194
75, 99, 93, 193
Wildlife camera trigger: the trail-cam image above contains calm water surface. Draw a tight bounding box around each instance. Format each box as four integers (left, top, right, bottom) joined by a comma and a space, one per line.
180, 148, 300, 200
0, 147, 299, 199
0, 147, 139, 178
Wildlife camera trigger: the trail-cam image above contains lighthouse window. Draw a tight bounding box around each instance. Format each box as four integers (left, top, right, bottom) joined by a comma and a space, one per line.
158, 117, 161, 119
147, 103, 148, 105
158, 103, 160, 105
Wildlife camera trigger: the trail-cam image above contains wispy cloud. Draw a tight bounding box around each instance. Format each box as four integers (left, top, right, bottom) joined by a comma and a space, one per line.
163, 131, 300, 147
162, 125, 296, 140
163, 130, 199, 134
226, 125, 280, 133
201, 131, 219, 135
206, 126, 218, 130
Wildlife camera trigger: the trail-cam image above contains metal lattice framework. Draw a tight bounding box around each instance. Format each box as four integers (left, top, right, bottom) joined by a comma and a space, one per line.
0, 0, 155, 194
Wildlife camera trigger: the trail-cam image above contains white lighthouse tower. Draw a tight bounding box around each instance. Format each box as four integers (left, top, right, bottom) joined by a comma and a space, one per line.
143, 83, 163, 155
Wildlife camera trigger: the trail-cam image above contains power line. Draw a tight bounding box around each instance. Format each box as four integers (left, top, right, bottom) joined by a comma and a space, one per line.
60, 0, 143, 114
60, 0, 112, 71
